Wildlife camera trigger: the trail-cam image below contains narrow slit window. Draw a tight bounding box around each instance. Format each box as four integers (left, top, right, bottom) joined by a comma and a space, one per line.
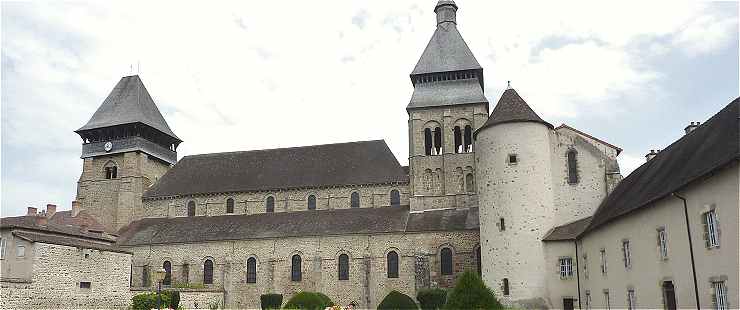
503, 278, 510, 296
464, 125, 472, 152
246, 257, 256, 284
658, 228, 668, 259
454, 126, 462, 153
499, 217, 506, 231
266, 196, 275, 213
567, 150, 579, 184
424, 128, 433, 156
622, 240, 631, 269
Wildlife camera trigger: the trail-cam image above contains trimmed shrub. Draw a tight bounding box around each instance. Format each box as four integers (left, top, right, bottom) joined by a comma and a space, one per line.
378, 290, 418, 310
315, 293, 335, 307
131, 292, 172, 310
261, 294, 284, 310
283, 292, 332, 310
168, 291, 181, 309
416, 288, 447, 310
444, 271, 503, 310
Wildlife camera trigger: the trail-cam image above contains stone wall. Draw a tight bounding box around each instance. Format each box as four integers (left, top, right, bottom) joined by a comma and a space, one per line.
0, 242, 132, 309
125, 230, 480, 309
141, 183, 410, 219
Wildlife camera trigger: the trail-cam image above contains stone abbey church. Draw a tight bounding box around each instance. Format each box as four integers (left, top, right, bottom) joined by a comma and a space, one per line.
3, 1, 738, 309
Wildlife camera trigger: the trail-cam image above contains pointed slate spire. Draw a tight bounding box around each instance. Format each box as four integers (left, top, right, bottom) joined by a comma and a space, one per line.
411, 0, 482, 76
76, 75, 180, 141
476, 88, 553, 135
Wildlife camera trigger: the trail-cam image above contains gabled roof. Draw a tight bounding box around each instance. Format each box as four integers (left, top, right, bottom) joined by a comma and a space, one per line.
542, 216, 592, 241
584, 98, 740, 234
411, 23, 481, 76
76, 75, 180, 141
116, 206, 479, 246
143, 140, 409, 198
1, 214, 114, 242
407, 79, 488, 109
555, 124, 623, 155
475, 88, 553, 136
13, 231, 131, 254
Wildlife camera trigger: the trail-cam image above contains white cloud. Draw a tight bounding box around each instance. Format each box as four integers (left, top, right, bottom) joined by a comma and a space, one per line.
1, 1, 737, 216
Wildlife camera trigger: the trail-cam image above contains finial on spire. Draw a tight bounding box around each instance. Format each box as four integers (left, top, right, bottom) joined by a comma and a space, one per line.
435, 0, 458, 26
507, 81, 511, 89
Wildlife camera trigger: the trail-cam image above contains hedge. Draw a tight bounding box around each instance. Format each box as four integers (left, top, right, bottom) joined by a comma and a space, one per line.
416, 288, 446, 310
378, 290, 418, 310
261, 294, 284, 310
283, 292, 334, 310
444, 271, 503, 310
131, 292, 172, 310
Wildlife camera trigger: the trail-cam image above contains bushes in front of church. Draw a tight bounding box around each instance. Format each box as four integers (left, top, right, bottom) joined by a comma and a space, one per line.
444, 271, 503, 310
283, 292, 334, 309
131, 291, 172, 310
416, 288, 447, 310
378, 290, 418, 310
261, 293, 284, 309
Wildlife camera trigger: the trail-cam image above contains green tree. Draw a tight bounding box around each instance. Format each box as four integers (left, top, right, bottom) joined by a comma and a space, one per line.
444, 271, 503, 310
378, 290, 418, 310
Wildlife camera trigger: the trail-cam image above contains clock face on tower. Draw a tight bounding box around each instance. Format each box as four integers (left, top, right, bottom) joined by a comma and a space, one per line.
104, 141, 113, 152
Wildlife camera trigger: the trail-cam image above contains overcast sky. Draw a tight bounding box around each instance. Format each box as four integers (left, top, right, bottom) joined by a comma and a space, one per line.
2, 1, 738, 217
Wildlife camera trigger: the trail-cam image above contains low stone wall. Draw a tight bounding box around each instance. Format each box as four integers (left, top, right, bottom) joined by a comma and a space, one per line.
178, 289, 225, 309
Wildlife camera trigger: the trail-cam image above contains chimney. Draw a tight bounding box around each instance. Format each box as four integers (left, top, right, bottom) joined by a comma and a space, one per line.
72, 200, 81, 217
684, 122, 700, 134
26, 207, 38, 216
645, 149, 659, 162
46, 204, 57, 218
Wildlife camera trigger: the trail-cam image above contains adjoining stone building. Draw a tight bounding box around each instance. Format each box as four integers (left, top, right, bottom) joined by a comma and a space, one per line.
0, 204, 133, 309
2, 1, 738, 309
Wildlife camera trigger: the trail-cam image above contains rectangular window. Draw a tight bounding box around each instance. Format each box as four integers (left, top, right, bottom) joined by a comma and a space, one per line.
80, 281, 91, 289
622, 240, 631, 269
508, 154, 518, 164
559, 257, 573, 278
703, 210, 720, 248
713, 280, 728, 310
600, 249, 607, 275
627, 289, 636, 310
16, 244, 25, 258
0, 238, 5, 259
499, 218, 506, 231
585, 291, 592, 310
604, 290, 611, 310
658, 228, 668, 259
583, 253, 589, 279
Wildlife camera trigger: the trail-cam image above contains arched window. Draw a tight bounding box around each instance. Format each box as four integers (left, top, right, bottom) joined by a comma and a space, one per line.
465, 173, 475, 193
142, 265, 150, 287
476, 246, 482, 275
424, 128, 433, 155
266, 196, 275, 213
464, 125, 472, 152
226, 198, 234, 214
246, 257, 257, 284
454, 126, 462, 153
291, 255, 302, 281
203, 259, 214, 284
567, 150, 579, 184
387, 251, 399, 278
187, 201, 196, 217
350, 192, 360, 208
338, 254, 349, 280
440, 248, 453, 275
163, 261, 172, 286
390, 190, 400, 207
433, 127, 442, 155
307, 195, 316, 210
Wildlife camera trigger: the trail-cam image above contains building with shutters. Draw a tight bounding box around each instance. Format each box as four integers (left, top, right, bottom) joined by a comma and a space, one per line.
1, 1, 737, 309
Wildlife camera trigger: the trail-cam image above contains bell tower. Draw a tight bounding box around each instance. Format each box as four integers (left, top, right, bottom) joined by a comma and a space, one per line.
407, 0, 489, 211
75, 75, 181, 232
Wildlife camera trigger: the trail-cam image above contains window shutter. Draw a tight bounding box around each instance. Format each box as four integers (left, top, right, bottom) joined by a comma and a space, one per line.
701, 213, 710, 248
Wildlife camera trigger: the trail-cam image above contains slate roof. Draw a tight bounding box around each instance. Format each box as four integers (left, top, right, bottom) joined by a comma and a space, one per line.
143, 140, 409, 198
1, 215, 114, 242
542, 216, 592, 241
13, 231, 131, 254
411, 20, 481, 75
49, 210, 107, 233
76, 75, 180, 141
116, 206, 479, 246
407, 79, 488, 109
584, 98, 740, 234
475, 88, 553, 137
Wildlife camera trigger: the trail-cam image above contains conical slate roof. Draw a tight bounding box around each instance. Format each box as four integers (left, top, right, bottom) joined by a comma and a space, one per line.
411, 22, 481, 75
76, 75, 180, 141
475, 88, 553, 135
